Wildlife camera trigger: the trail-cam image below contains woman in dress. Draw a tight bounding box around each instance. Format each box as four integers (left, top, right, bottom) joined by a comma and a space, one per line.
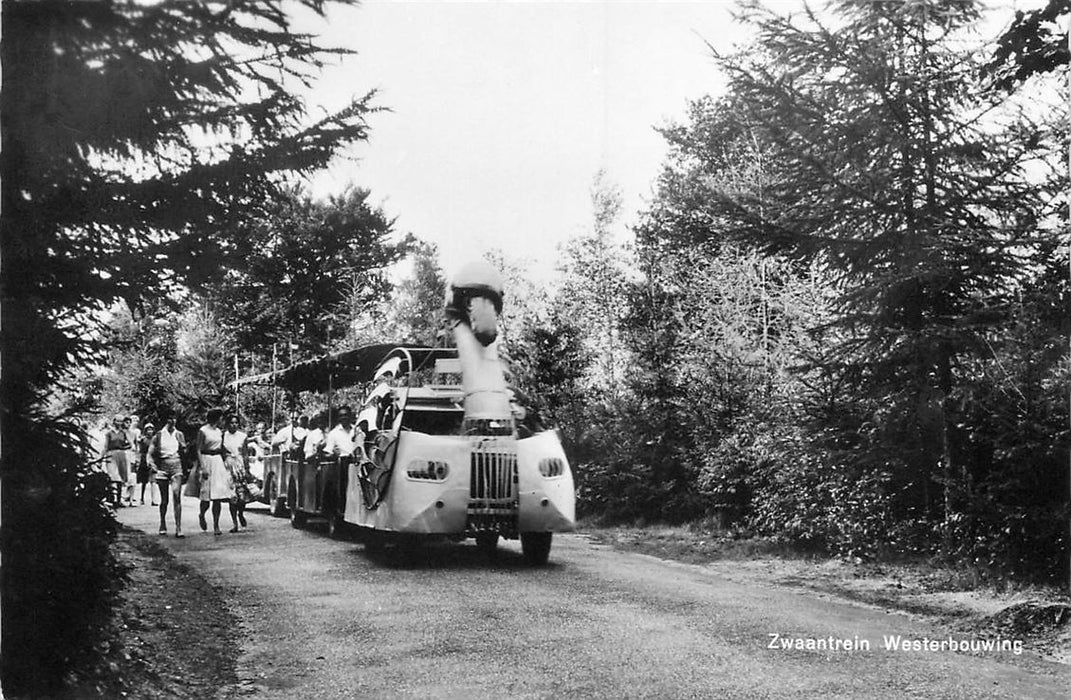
124, 415, 141, 506
105, 415, 132, 507
222, 414, 249, 532
195, 408, 236, 535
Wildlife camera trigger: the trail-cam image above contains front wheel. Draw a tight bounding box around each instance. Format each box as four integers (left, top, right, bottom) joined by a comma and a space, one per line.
520, 532, 552, 565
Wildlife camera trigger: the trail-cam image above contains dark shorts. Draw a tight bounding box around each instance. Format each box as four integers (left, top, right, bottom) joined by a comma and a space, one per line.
155, 457, 183, 482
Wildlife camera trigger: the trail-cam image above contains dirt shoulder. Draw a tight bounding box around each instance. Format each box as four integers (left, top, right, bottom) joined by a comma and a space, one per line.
582, 524, 1071, 666
62, 526, 240, 699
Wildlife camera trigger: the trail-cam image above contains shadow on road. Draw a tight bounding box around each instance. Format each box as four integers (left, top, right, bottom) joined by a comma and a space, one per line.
358, 540, 565, 572
246, 505, 566, 572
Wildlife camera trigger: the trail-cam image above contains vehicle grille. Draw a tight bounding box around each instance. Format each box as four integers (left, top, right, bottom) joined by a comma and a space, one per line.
467, 441, 518, 536
469, 450, 517, 502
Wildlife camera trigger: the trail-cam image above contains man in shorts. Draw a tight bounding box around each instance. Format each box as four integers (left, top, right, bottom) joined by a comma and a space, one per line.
152, 410, 187, 537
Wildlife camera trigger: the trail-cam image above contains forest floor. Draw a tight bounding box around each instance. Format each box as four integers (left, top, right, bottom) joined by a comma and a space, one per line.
56, 525, 240, 699
584, 523, 1071, 666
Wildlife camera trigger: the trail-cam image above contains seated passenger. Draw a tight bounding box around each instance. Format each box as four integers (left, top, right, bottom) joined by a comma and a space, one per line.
271, 415, 308, 455
302, 413, 327, 462
324, 405, 363, 460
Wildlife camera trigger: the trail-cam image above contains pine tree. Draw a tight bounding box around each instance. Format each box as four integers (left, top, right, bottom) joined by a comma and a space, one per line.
684, 0, 1066, 560
0, 1, 374, 691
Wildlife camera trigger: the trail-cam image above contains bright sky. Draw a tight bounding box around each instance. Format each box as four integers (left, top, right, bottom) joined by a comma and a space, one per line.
292, 0, 1038, 281
295, 0, 753, 279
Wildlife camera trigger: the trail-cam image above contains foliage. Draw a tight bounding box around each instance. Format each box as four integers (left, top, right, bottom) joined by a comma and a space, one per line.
376, 240, 448, 346
208, 187, 410, 357
508, 308, 590, 450
0, 1, 371, 692
555, 170, 632, 398
1, 416, 125, 694
984, 0, 1070, 91
650, 0, 1067, 575
547, 0, 1069, 581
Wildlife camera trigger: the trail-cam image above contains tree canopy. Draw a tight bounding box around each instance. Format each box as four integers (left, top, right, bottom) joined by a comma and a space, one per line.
207, 187, 411, 357
0, 1, 375, 692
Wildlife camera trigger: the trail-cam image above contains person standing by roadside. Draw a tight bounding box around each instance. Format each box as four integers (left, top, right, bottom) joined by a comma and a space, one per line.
124, 415, 141, 506
222, 414, 250, 532
152, 412, 186, 537
136, 421, 158, 506
105, 415, 132, 506
194, 408, 236, 535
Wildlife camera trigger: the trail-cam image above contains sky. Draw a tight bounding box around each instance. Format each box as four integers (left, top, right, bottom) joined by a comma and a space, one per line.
289, 0, 1036, 282
293, 0, 751, 280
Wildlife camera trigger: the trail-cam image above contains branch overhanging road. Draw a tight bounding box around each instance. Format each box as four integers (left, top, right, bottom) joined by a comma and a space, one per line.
117, 500, 1070, 699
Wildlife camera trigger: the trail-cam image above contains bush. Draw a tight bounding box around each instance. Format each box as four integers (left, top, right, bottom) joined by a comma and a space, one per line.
1, 418, 125, 696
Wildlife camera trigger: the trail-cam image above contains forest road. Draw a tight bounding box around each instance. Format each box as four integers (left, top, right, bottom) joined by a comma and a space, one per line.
117, 501, 1070, 699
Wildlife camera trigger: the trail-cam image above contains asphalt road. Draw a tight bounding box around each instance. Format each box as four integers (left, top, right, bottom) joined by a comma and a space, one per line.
117, 499, 1070, 699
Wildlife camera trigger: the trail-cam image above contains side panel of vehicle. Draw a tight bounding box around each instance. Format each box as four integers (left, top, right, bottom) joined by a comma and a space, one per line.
516, 430, 576, 533
279, 458, 299, 510
298, 459, 321, 512
260, 454, 284, 506
344, 432, 470, 533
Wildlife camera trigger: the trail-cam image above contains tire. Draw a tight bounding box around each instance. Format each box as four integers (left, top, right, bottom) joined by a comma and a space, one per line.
288, 483, 307, 528
475, 532, 499, 557
266, 475, 287, 518
521, 532, 552, 565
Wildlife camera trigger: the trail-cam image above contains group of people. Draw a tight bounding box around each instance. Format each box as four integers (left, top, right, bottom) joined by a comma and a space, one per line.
99, 413, 164, 508
182, 408, 270, 536
92, 405, 370, 538
95, 408, 268, 538
269, 406, 367, 462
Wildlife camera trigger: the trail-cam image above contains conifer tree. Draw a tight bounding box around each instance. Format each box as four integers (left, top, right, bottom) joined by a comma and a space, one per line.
0, 1, 373, 691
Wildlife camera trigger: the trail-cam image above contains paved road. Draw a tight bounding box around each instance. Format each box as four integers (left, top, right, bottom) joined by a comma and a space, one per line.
117, 499, 1070, 699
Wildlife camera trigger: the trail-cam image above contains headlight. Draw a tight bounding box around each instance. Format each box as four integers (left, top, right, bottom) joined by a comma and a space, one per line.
538, 457, 564, 478
406, 460, 449, 481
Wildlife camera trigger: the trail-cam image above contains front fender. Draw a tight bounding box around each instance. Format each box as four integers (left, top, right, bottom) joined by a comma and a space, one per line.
517, 430, 575, 532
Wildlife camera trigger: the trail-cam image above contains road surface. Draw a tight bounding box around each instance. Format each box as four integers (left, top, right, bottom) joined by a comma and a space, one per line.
116, 499, 1070, 699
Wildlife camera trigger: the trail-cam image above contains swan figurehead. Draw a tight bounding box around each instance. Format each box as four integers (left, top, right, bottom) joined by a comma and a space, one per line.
446, 261, 511, 432
447, 260, 504, 347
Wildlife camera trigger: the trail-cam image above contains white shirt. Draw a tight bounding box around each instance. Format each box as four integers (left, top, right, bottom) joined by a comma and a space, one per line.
272, 425, 307, 451
303, 428, 325, 459
157, 426, 182, 459
324, 424, 362, 457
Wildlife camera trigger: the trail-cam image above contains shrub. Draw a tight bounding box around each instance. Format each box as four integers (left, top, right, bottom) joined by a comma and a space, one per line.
1, 417, 125, 695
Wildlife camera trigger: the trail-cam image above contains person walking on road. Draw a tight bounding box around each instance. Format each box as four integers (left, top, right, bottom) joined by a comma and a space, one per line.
137, 420, 158, 506
153, 411, 187, 538
105, 415, 132, 507
222, 414, 250, 532
124, 415, 141, 506
194, 408, 236, 535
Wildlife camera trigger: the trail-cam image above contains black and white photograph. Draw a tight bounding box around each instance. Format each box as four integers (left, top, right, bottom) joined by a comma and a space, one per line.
1, 0, 1068, 697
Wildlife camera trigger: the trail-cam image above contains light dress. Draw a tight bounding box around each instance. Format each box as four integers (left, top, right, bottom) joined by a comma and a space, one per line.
198, 424, 234, 501
222, 429, 248, 500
